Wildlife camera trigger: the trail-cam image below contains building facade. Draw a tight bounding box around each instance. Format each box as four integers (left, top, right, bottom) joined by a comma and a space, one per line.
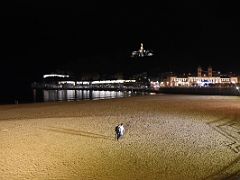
165, 66, 238, 87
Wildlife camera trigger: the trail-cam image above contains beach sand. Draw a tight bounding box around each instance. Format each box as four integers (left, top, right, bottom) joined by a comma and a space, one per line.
0, 94, 240, 179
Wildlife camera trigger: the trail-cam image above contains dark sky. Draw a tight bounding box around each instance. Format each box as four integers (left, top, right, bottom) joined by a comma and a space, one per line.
1, 1, 240, 101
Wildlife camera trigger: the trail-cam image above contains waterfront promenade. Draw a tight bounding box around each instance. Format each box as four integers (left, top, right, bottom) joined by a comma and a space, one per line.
32, 82, 240, 96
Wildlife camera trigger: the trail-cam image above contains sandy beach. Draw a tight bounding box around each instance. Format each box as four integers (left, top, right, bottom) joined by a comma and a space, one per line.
0, 94, 240, 179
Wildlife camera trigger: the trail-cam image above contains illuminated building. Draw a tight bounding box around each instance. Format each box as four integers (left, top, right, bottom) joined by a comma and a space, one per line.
164, 66, 238, 87
131, 43, 154, 58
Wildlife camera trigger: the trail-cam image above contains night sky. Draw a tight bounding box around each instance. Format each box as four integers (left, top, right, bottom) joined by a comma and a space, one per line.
1, 1, 240, 102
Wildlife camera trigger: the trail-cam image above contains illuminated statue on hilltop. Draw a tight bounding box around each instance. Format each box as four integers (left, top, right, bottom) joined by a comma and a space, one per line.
131, 43, 154, 58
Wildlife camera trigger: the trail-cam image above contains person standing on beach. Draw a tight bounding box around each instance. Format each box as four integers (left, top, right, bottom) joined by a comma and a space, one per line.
115, 123, 125, 140
115, 125, 120, 140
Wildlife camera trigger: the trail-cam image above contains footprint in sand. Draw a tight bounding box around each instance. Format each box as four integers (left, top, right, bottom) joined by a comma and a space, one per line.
1, 129, 9, 132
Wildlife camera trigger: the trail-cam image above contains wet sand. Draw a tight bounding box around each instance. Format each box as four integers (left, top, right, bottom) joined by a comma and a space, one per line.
0, 94, 240, 179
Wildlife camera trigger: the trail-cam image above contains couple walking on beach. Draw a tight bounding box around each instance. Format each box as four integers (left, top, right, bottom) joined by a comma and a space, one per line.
115, 123, 125, 140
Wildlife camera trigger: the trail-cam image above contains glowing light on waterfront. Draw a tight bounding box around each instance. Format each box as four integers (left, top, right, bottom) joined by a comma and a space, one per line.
43, 74, 70, 78
76, 81, 90, 85
58, 81, 76, 85
91, 80, 136, 84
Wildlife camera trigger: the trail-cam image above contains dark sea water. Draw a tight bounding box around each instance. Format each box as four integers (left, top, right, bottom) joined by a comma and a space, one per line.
34, 89, 145, 103
0, 87, 33, 105
0, 87, 148, 105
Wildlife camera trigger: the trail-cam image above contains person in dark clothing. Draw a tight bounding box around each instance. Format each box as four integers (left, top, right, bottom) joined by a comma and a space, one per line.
115, 123, 125, 140
115, 124, 121, 140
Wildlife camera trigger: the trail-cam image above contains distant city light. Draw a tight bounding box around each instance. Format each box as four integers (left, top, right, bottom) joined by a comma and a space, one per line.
57, 80, 136, 85
43, 74, 70, 78
76, 81, 90, 85
58, 81, 75, 85
92, 80, 136, 84
131, 43, 154, 58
